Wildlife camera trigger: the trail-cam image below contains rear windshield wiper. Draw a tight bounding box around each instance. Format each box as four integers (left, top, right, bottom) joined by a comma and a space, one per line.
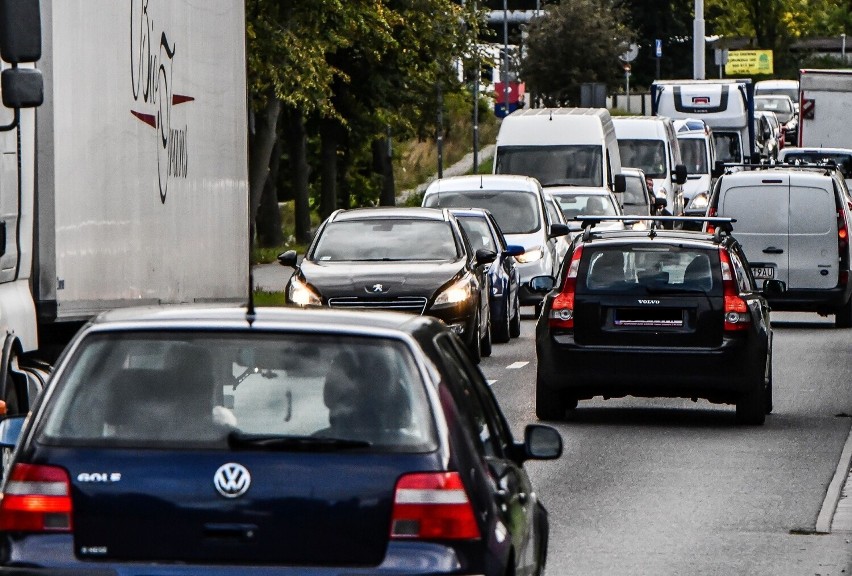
228, 432, 372, 451
644, 286, 712, 295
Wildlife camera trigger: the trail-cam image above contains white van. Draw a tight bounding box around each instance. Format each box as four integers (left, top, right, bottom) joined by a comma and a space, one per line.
612, 116, 688, 215
674, 118, 720, 213
652, 79, 756, 167
707, 167, 852, 327
493, 107, 626, 202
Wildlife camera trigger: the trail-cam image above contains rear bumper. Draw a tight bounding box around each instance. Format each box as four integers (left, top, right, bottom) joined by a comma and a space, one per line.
536, 331, 764, 403
1, 537, 488, 575
766, 284, 852, 313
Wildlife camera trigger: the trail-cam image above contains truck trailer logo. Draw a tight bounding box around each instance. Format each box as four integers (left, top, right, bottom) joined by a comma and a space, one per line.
129, 0, 192, 204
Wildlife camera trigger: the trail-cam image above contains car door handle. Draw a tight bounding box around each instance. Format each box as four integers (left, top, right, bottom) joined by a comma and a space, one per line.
762, 247, 784, 254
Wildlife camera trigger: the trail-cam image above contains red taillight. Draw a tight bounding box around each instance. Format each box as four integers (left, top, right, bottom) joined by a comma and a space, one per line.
390, 472, 480, 540
706, 207, 717, 234
719, 249, 749, 331
549, 246, 583, 329
0, 464, 72, 532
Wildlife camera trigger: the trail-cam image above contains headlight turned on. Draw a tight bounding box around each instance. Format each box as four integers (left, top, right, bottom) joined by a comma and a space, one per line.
288, 276, 322, 306
515, 248, 543, 263
434, 274, 474, 306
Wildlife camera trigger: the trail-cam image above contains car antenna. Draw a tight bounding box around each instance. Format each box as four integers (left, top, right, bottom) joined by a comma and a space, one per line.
480, 175, 484, 189
549, 109, 553, 121
246, 210, 256, 326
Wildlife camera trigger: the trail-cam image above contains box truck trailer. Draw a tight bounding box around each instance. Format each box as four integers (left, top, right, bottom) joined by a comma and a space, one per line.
798, 69, 852, 148
0, 0, 249, 412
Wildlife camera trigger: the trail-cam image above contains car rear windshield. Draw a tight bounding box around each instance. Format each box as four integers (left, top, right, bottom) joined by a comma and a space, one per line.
39, 332, 438, 452
312, 219, 459, 261
552, 193, 617, 219
578, 246, 721, 294
423, 190, 542, 234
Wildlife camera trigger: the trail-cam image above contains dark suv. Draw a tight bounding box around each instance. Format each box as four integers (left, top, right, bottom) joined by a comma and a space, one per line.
533, 217, 783, 425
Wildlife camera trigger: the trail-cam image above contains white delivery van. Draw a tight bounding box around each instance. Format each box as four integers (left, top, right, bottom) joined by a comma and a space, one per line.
674, 119, 720, 214
707, 167, 852, 327
652, 80, 756, 168
612, 116, 688, 215
493, 108, 626, 206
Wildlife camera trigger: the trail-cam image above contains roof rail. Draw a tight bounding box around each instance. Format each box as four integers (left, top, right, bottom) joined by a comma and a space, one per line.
575, 215, 736, 241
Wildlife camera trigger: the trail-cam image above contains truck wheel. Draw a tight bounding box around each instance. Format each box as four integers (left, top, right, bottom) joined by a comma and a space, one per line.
835, 296, 852, 328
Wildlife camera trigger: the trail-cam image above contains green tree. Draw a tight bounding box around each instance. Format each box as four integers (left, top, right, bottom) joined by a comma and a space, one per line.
522, 0, 636, 105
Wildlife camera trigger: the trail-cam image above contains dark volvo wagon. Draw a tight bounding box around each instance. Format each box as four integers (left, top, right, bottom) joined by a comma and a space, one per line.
534, 217, 783, 425
0, 305, 561, 575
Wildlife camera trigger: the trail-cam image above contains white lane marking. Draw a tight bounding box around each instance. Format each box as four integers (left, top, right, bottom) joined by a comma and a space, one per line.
506, 361, 529, 370
487, 379, 497, 386
817, 423, 852, 533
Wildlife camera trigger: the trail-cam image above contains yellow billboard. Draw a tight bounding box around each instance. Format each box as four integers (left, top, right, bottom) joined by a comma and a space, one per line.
724, 50, 773, 76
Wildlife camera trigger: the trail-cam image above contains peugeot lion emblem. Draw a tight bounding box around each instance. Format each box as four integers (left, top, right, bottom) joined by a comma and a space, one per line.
213, 463, 251, 498
367, 283, 387, 294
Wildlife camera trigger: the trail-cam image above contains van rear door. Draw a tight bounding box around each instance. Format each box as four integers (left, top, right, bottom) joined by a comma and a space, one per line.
718, 175, 789, 284
788, 174, 838, 289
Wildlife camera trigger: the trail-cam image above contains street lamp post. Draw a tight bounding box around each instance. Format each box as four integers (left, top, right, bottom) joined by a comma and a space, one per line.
693, 0, 705, 79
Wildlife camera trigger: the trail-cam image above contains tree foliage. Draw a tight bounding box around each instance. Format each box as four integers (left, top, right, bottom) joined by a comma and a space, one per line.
522, 0, 636, 105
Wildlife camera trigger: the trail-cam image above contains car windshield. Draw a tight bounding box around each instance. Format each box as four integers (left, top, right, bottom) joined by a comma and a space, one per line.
38, 332, 438, 452
679, 138, 708, 175
755, 97, 794, 123
423, 190, 542, 234
783, 152, 852, 178
552, 193, 617, 219
456, 215, 497, 252
494, 145, 603, 187
713, 132, 742, 163
622, 177, 648, 210
617, 140, 667, 179
579, 246, 721, 294
311, 219, 459, 261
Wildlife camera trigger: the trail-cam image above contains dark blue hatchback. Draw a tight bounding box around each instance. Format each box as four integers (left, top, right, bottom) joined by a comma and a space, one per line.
450, 208, 524, 343
0, 306, 561, 575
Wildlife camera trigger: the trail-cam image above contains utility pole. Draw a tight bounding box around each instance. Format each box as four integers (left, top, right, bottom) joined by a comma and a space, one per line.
693, 0, 705, 79
503, 0, 510, 115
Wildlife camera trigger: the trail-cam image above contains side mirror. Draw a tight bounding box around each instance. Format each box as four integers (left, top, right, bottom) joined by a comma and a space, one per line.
277, 250, 298, 268
762, 279, 786, 297
549, 223, 571, 238
522, 424, 562, 460
504, 244, 525, 258
673, 164, 688, 185
529, 275, 556, 293
0, 0, 41, 63
1, 68, 42, 109
475, 248, 497, 266
613, 174, 627, 193
712, 160, 725, 178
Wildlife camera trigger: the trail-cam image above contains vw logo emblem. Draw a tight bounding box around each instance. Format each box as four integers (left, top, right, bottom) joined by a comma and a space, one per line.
213, 463, 251, 498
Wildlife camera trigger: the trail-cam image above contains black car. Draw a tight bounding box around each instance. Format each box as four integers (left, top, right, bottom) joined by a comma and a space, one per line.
533, 216, 784, 425
280, 207, 495, 363
0, 305, 562, 575
449, 208, 524, 343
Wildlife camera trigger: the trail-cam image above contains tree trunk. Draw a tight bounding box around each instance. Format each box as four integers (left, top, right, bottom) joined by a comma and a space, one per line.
373, 137, 396, 206
320, 118, 339, 219
248, 95, 281, 242
285, 107, 312, 245
256, 138, 284, 248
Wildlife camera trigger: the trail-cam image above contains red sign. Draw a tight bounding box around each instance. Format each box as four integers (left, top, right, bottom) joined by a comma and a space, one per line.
494, 81, 526, 104
801, 98, 815, 120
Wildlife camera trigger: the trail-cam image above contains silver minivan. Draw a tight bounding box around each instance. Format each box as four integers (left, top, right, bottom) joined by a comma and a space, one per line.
422, 175, 570, 310
707, 166, 852, 327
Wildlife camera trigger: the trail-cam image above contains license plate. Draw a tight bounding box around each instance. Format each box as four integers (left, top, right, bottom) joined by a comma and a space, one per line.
751, 266, 775, 280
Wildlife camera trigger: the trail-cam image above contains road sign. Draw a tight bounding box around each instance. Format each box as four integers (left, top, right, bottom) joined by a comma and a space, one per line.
655, 39, 662, 58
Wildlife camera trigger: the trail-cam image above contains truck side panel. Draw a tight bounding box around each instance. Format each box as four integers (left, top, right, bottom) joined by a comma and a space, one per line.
36, 0, 249, 321
799, 70, 852, 149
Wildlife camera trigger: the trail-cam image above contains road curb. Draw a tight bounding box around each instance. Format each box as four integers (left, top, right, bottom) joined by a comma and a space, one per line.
816, 421, 852, 533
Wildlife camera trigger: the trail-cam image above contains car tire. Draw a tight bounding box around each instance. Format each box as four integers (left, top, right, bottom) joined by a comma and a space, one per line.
736, 364, 767, 425
764, 354, 774, 415
467, 312, 482, 365
492, 296, 511, 344
480, 313, 492, 358
509, 294, 522, 338
835, 296, 852, 328
535, 370, 577, 420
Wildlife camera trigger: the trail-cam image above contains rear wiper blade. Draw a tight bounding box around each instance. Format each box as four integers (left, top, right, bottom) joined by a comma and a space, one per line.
644, 286, 710, 294
227, 432, 372, 451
